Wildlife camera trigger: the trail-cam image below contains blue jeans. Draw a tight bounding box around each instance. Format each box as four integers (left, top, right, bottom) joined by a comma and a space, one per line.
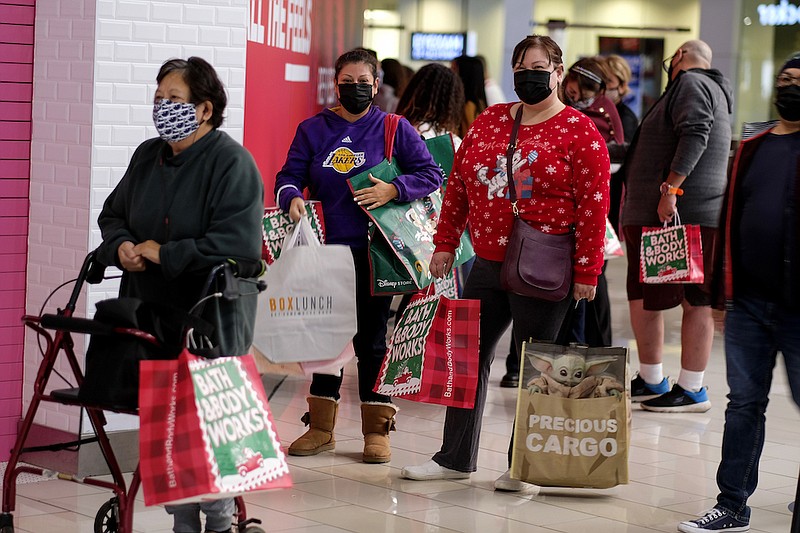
166, 498, 234, 532
716, 296, 800, 521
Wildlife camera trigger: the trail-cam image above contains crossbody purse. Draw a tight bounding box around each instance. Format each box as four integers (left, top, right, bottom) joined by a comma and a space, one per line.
499, 105, 574, 301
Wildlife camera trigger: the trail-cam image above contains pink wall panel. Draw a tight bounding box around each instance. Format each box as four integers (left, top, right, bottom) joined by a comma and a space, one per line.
0, 179, 29, 197
0, 199, 29, 218
0, 290, 24, 309
0, 5, 35, 25
0, 254, 26, 272
0, 121, 32, 140
0, 141, 31, 160
0, 24, 35, 46
0, 44, 33, 64
0, 325, 24, 346
0, 217, 29, 235
0, 102, 32, 121
0, 82, 33, 102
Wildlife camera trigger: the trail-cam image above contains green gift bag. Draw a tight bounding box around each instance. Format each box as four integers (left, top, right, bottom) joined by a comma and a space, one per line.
349, 127, 474, 295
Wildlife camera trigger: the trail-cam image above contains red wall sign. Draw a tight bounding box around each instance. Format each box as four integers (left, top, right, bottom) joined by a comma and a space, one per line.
243, 0, 366, 205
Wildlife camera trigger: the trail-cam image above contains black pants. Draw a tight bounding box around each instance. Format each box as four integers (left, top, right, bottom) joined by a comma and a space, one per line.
432, 258, 571, 472
310, 247, 392, 403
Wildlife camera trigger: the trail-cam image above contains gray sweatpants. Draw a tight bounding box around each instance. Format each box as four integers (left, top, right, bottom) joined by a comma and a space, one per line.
165, 498, 234, 533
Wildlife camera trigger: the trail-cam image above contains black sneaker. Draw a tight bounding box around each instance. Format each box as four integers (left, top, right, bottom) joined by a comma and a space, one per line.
500, 372, 519, 388
678, 507, 749, 532
641, 384, 711, 413
630, 374, 670, 402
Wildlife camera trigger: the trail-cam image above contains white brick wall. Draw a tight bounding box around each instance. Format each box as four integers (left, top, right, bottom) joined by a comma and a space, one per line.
27, 0, 250, 434
25, 0, 97, 432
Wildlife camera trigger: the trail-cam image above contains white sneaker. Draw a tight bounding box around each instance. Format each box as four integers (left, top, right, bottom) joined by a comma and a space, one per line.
401, 460, 470, 481
493, 469, 528, 492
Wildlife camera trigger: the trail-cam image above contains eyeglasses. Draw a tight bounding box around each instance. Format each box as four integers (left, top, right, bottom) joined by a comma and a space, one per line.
777, 73, 800, 87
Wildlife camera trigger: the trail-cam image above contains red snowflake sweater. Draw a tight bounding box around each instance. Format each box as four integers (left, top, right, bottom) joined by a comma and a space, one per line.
435, 103, 610, 286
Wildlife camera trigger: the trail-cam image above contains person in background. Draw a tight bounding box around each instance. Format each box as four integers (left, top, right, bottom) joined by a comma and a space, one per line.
677, 53, 800, 533
562, 56, 625, 146
401, 35, 609, 492
396, 62, 465, 150
476, 54, 508, 105
97, 57, 264, 533
560, 56, 624, 348
623, 40, 733, 413
373, 57, 408, 113
393, 63, 466, 318
274, 48, 442, 465
451, 55, 488, 137
598, 54, 639, 233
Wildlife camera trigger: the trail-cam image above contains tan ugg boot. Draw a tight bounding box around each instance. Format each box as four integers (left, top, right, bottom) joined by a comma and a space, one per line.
361, 402, 398, 464
288, 396, 338, 456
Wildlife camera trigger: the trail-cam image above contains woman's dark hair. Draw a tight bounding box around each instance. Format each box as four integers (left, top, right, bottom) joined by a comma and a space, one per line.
380, 58, 409, 98
564, 57, 606, 96
396, 63, 465, 136
156, 57, 227, 129
452, 55, 487, 112
511, 35, 564, 70
334, 49, 379, 81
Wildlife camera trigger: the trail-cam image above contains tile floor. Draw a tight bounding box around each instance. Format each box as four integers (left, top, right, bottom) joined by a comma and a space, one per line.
2, 259, 799, 532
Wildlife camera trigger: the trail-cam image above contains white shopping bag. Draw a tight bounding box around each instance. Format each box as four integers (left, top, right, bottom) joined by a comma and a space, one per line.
253, 217, 357, 362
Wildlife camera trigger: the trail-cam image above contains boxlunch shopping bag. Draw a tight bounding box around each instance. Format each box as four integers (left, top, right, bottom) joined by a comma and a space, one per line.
510, 342, 629, 489
253, 217, 357, 363
373, 292, 479, 408
139, 349, 291, 506
639, 212, 704, 284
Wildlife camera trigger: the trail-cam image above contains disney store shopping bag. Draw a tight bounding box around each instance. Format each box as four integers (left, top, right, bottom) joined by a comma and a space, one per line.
253, 217, 357, 363
262, 201, 325, 264
510, 342, 629, 488
639, 213, 703, 284
373, 293, 479, 408
139, 350, 292, 506
350, 161, 474, 295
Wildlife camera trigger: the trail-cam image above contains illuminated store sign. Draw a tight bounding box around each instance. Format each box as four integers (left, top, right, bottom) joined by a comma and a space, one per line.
757, 0, 800, 25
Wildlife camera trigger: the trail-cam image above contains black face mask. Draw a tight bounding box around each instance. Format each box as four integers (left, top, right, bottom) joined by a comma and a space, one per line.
338, 83, 374, 115
775, 84, 800, 122
513, 69, 554, 105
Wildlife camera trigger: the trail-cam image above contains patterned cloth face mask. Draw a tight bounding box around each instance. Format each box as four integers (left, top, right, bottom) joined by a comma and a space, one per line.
153, 99, 200, 143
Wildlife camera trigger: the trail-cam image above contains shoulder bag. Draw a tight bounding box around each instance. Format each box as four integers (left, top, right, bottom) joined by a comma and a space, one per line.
500, 105, 574, 301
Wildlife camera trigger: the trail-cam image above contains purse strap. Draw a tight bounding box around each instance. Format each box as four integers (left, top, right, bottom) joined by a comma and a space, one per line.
384, 113, 402, 163
507, 105, 524, 217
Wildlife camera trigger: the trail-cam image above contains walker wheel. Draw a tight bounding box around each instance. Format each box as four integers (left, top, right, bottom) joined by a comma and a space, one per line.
242, 527, 265, 533
0, 526, 13, 533
94, 497, 119, 533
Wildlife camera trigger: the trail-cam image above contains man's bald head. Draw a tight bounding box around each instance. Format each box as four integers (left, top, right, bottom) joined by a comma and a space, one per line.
679, 40, 712, 68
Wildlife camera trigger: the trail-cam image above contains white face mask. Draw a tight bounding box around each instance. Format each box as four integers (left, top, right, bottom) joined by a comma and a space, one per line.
152, 99, 200, 142
571, 96, 596, 111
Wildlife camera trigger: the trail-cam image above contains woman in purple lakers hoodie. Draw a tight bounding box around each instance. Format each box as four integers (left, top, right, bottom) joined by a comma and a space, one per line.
274, 48, 442, 464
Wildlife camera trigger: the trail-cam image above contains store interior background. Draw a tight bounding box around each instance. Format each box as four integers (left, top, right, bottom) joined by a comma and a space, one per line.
362, 0, 800, 134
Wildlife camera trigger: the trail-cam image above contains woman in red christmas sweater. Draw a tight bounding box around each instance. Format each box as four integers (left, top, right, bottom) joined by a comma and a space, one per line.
401, 35, 610, 491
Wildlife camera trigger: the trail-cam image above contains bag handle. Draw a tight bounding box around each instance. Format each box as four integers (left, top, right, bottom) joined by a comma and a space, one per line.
384, 113, 402, 163
507, 105, 524, 218
281, 216, 321, 251
662, 209, 682, 228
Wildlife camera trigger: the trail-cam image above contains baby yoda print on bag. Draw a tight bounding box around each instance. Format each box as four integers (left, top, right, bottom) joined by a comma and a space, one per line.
511, 342, 629, 488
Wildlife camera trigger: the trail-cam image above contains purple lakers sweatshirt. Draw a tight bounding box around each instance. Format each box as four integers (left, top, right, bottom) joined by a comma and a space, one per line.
275, 105, 442, 248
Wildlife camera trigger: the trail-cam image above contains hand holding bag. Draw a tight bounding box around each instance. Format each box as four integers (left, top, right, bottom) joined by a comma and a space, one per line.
639, 210, 704, 284
500, 106, 574, 301
373, 291, 480, 408
253, 217, 357, 362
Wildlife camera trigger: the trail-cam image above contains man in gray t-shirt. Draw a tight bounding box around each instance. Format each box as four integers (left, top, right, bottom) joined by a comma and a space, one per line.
621, 40, 733, 413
